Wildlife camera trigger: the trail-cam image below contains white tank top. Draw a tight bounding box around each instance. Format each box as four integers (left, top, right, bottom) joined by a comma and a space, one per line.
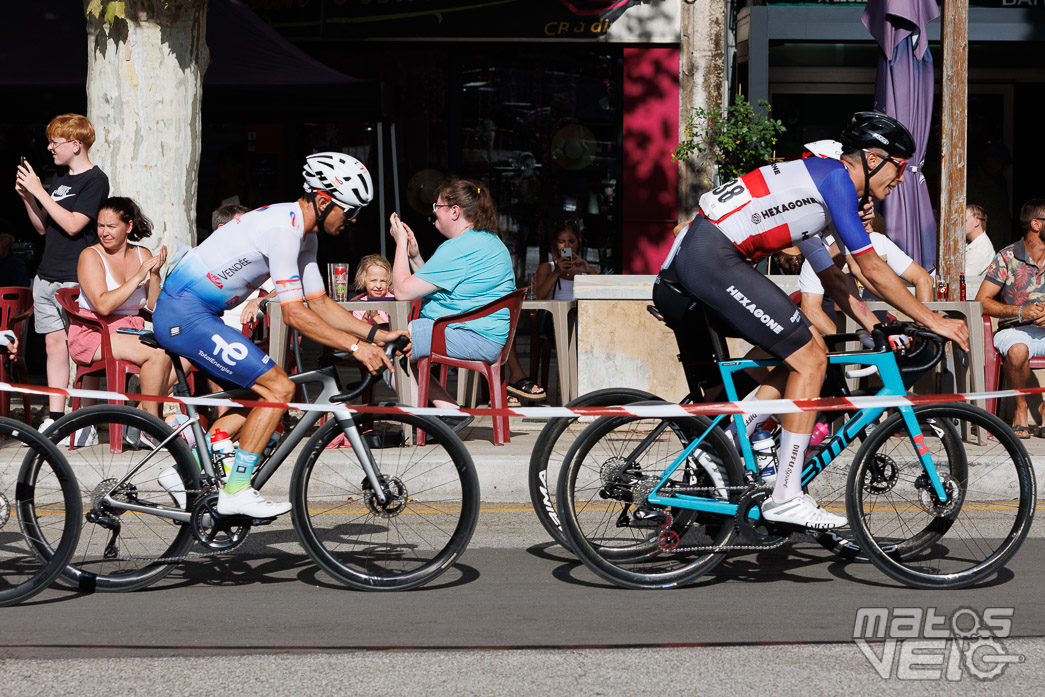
546, 261, 579, 300
79, 246, 149, 316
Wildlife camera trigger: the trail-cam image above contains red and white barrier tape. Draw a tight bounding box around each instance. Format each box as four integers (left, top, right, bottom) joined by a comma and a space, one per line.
0, 380, 1032, 419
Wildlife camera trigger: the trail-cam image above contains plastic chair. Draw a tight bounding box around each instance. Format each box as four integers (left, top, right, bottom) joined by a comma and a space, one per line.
416, 288, 527, 446
0, 286, 33, 421
55, 287, 144, 452
983, 316, 1045, 416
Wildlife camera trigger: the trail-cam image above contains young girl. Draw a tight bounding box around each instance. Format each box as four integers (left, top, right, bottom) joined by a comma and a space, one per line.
534, 220, 596, 301
350, 254, 394, 326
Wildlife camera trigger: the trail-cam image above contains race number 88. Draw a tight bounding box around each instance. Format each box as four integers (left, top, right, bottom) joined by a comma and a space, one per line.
712, 179, 746, 203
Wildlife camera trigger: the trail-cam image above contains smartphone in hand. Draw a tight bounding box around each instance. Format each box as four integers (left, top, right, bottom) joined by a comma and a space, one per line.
561, 247, 572, 259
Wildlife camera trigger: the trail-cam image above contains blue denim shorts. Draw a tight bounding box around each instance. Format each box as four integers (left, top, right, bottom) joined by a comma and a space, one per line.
409, 318, 504, 363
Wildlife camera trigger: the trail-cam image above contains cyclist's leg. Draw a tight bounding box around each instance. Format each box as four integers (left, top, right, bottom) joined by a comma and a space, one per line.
154, 297, 292, 516
670, 221, 840, 528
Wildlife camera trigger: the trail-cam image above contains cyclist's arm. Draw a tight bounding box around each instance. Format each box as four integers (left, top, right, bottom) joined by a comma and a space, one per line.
305, 294, 407, 347
283, 299, 395, 373
800, 291, 837, 335
817, 263, 877, 333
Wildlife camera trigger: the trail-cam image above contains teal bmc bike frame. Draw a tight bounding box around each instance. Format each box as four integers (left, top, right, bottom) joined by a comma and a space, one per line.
645, 344, 949, 515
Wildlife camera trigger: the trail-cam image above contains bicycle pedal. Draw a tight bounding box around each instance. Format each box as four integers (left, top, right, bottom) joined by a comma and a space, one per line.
631, 508, 670, 528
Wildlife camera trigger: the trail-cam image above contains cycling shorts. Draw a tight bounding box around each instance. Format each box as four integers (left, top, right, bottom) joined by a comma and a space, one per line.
153, 290, 275, 389
666, 217, 813, 361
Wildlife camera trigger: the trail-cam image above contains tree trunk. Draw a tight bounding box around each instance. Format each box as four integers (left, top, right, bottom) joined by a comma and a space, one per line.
678, 0, 726, 221
84, 0, 209, 253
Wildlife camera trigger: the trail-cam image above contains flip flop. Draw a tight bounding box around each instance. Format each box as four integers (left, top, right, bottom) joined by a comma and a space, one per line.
507, 378, 547, 402
1012, 425, 1032, 440
507, 394, 521, 408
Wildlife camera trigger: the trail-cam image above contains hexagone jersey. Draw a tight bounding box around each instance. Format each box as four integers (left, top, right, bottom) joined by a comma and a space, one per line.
698, 157, 874, 263
163, 202, 325, 313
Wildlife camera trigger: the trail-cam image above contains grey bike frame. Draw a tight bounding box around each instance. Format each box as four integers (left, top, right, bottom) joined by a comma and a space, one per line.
103, 365, 388, 524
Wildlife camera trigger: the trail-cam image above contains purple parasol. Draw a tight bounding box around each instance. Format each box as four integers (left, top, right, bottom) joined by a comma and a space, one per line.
862, 0, 940, 272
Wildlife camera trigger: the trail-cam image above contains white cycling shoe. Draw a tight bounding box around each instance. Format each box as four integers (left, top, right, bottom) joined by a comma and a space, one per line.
217, 487, 292, 518
761, 493, 846, 530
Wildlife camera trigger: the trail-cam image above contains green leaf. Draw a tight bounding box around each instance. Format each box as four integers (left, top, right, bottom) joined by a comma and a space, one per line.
103, 1, 126, 24
85, 0, 104, 18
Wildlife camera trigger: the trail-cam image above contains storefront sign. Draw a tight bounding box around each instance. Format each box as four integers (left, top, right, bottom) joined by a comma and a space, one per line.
244, 0, 645, 40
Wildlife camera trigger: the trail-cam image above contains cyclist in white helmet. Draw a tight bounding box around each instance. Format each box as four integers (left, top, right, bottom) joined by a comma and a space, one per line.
154, 152, 409, 518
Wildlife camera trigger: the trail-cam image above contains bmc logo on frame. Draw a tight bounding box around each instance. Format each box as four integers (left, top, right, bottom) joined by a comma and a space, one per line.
853, 607, 1023, 681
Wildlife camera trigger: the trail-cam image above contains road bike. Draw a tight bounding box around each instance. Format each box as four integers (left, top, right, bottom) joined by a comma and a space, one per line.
556, 322, 1036, 590
0, 416, 81, 605
24, 335, 479, 592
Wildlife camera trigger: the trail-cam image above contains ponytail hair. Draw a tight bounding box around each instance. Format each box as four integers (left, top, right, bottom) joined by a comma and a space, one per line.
437, 178, 499, 237
98, 196, 153, 242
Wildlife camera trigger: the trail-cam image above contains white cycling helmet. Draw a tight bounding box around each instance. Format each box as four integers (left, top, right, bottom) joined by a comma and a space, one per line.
302, 152, 373, 217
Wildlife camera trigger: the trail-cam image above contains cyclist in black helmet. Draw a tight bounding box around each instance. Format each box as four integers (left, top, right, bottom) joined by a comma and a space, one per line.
655, 110, 969, 530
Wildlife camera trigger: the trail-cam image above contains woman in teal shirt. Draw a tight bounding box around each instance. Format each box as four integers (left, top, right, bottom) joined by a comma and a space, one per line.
390, 179, 515, 428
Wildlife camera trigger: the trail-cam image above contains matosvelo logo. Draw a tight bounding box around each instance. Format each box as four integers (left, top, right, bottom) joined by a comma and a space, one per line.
207, 272, 223, 289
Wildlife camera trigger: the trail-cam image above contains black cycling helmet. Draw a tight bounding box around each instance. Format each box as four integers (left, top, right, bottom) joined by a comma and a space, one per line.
840, 111, 916, 159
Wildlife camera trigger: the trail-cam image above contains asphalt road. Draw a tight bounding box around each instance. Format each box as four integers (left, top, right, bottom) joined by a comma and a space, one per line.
2, 508, 1042, 695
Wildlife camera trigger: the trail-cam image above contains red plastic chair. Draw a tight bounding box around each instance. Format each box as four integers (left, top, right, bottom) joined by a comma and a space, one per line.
983, 316, 1045, 416
416, 289, 527, 446
0, 286, 33, 421
56, 287, 143, 452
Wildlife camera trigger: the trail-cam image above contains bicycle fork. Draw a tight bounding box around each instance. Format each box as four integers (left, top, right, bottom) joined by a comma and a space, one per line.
331, 407, 389, 505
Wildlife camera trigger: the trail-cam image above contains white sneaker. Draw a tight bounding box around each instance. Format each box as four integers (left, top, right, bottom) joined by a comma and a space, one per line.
761, 493, 846, 530
24, 417, 57, 447
72, 425, 99, 448
216, 487, 291, 518
157, 467, 187, 509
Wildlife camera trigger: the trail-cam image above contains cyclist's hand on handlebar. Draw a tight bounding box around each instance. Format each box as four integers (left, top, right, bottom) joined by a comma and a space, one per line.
375, 328, 412, 359
352, 341, 394, 375
927, 313, 969, 352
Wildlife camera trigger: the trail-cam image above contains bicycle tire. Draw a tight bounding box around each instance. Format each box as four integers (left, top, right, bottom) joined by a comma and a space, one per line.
290, 412, 479, 590
528, 387, 660, 549
558, 410, 744, 589
806, 412, 963, 562
847, 404, 1035, 589
0, 418, 81, 606
28, 406, 201, 592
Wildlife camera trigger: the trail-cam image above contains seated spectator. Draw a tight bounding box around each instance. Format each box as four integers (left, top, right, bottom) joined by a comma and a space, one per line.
966, 204, 995, 277
975, 198, 1045, 438
388, 179, 516, 430
69, 197, 188, 423
0, 234, 30, 287
799, 231, 932, 335
350, 254, 393, 326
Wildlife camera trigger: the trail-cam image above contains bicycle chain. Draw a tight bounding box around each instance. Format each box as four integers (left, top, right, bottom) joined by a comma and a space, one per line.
644, 483, 792, 554
89, 487, 244, 565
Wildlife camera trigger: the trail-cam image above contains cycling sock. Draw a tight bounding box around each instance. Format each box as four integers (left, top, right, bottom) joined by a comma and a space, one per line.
772, 428, 811, 503
224, 449, 261, 495
725, 412, 761, 445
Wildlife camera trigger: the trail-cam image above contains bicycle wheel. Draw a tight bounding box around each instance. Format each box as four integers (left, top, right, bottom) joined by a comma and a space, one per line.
847, 404, 1035, 589
528, 388, 659, 548
806, 411, 962, 562
291, 412, 479, 590
0, 419, 81, 606
558, 410, 744, 589
29, 405, 201, 592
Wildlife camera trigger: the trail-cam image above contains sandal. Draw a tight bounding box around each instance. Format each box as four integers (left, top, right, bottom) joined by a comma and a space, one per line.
1012, 425, 1032, 440
507, 394, 521, 408
507, 378, 547, 402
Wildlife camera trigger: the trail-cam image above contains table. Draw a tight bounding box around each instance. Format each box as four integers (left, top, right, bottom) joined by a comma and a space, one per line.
268, 300, 417, 406
522, 299, 578, 404
270, 298, 578, 407
840, 301, 986, 409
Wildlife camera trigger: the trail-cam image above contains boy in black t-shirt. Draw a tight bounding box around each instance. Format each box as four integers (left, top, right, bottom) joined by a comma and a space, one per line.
15, 113, 109, 432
